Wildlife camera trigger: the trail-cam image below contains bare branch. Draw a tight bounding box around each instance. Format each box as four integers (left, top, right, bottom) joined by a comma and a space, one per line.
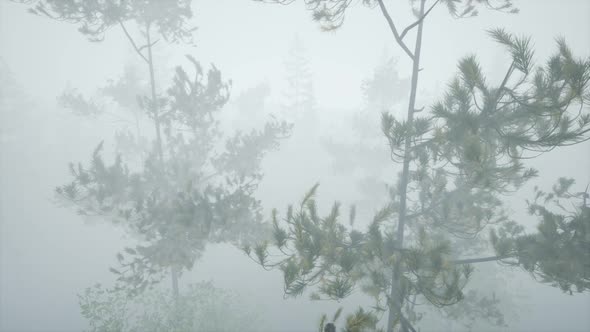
452, 255, 510, 265
138, 39, 160, 53
494, 61, 515, 107
118, 21, 148, 63
376, 0, 414, 60
400, 0, 441, 40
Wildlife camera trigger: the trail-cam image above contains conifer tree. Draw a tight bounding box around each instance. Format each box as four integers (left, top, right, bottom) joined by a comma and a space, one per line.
250, 1, 589, 331
362, 53, 409, 115
18, 0, 291, 300
0, 59, 33, 144
283, 35, 316, 120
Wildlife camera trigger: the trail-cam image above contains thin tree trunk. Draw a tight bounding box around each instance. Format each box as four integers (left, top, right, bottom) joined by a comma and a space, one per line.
120, 18, 180, 303
171, 265, 180, 299
144, 22, 180, 300
145, 22, 164, 163
386, 0, 426, 331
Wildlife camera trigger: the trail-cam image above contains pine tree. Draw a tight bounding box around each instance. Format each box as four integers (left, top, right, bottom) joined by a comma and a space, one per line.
283, 35, 316, 121
0, 58, 34, 144
362, 52, 409, 115
19, 0, 291, 301
250, 1, 589, 331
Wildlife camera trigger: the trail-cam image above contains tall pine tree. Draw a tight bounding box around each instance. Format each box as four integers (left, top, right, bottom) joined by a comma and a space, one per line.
18, 0, 291, 300
250, 1, 589, 331
283, 35, 316, 121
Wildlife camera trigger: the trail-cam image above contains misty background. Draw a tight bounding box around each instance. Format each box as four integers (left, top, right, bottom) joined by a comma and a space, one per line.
1, 0, 589, 331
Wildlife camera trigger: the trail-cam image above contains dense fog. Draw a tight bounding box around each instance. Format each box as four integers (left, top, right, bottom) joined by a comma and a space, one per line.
1, 0, 589, 331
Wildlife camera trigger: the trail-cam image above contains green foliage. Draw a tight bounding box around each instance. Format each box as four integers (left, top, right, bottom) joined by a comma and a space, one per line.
255, 0, 516, 31
381, 33, 590, 238
251, 30, 590, 331
78, 282, 262, 332
319, 307, 383, 332
343, 307, 382, 332
20, 0, 589, 330
79, 284, 128, 332
246, 185, 472, 310
488, 28, 534, 74
55, 61, 290, 291
254, 1, 585, 331
491, 178, 590, 294
166, 56, 231, 129
58, 88, 103, 116
21, 0, 195, 42
102, 64, 149, 109
362, 56, 409, 113
34, 0, 292, 296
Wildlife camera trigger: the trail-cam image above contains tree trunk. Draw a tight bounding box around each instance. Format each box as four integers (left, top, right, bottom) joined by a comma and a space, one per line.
144, 22, 180, 301
171, 265, 180, 299
386, 0, 426, 331
145, 22, 164, 163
